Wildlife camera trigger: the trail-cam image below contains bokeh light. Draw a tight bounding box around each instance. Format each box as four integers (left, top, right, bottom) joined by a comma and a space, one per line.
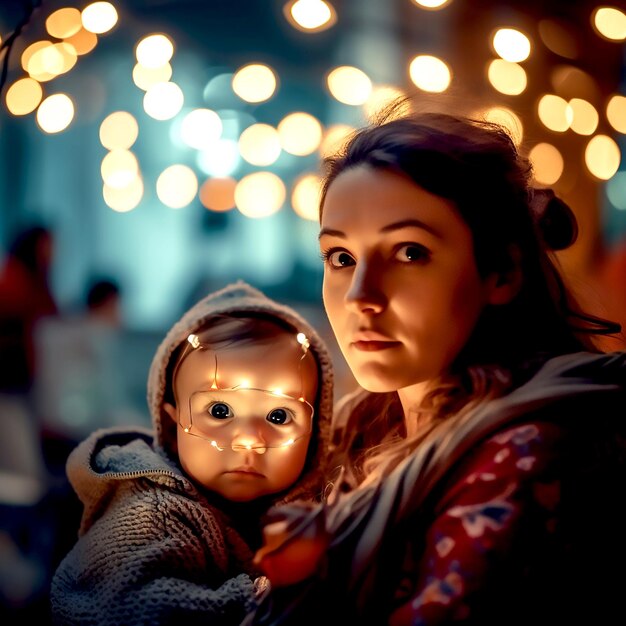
567, 98, 598, 136
585, 135, 621, 180
199, 177, 237, 212
235, 172, 286, 218
143, 82, 184, 120
492, 28, 531, 62
135, 34, 175, 68
27, 42, 77, 80
592, 7, 626, 41
529, 142, 564, 185
103, 176, 144, 212
327, 66, 372, 105
81, 1, 118, 34
284, 0, 337, 32
363, 85, 406, 120
408, 55, 451, 92
132, 63, 173, 91
232, 64, 277, 103
607, 95, 626, 133
36, 93, 74, 133
5, 78, 43, 115
482, 106, 523, 145
101, 150, 140, 188
238, 124, 282, 166
412, 0, 451, 8
197, 139, 241, 177
319, 124, 355, 158
180, 109, 223, 150
46, 8, 82, 39
537, 94, 570, 132
63, 27, 98, 55
99, 111, 139, 150
156, 165, 199, 209
277, 112, 323, 156
291, 173, 322, 221
487, 59, 527, 95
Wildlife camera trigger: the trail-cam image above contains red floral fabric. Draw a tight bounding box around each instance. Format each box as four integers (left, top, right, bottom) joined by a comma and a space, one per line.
389, 421, 563, 626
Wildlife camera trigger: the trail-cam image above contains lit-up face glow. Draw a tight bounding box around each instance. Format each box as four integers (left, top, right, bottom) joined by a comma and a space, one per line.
164, 331, 318, 502
319, 165, 503, 397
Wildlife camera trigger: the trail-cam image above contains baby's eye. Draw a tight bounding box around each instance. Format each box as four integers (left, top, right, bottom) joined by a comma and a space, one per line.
208, 402, 233, 419
266, 408, 293, 426
395, 244, 430, 263
322, 249, 355, 268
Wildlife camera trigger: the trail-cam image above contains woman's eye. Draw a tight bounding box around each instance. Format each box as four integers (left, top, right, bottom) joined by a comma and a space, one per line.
322, 249, 355, 268
266, 408, 293, 426
208, 402, 233, 419
395, 244, 430, 263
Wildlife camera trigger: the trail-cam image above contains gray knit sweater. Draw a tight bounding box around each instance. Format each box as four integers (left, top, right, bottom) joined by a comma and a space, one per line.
50, 281, 334, 626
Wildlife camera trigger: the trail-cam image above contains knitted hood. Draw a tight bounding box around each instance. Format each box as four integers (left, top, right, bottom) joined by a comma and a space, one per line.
147, 280, 334, 503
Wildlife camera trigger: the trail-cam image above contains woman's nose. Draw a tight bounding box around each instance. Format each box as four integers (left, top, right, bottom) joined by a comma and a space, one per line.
345, 260, 386, 315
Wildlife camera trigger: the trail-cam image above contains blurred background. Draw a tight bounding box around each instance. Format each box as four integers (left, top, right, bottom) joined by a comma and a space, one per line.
0, 0, 625, 622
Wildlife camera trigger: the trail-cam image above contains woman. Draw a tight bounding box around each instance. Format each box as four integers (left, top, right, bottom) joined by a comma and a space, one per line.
246, 107, 626, 626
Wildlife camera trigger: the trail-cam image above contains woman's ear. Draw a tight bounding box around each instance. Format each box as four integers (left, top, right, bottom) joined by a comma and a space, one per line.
163, 402, 178, 424
486, 245, 523, 306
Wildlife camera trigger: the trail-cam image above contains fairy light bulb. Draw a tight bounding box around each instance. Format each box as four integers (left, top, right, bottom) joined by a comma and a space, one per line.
296, 332, 310, 352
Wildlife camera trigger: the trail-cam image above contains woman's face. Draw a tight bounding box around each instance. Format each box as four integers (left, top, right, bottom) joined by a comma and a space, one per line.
319, 165, 502, 394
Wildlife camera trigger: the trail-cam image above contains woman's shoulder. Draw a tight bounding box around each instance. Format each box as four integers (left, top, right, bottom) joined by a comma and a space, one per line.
463, 348, 626, 483
474, 350, 626, 436
530, 349, 626, 388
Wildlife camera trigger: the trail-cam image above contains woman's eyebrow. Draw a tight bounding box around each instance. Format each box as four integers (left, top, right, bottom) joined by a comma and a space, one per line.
319, 219, 442, 240
380, 219, 442, 238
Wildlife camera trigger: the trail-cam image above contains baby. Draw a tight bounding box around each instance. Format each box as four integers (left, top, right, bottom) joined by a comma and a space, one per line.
50, 281, 333, 626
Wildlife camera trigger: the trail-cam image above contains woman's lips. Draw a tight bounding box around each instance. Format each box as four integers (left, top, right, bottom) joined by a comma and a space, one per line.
352, 330, 400, 351
352, 340, 400, 351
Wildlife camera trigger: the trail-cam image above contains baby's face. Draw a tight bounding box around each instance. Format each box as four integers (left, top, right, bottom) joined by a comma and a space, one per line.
167, 333, 319, 502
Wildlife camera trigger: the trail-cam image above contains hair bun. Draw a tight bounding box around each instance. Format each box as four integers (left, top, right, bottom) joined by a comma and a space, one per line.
530, 188, 578, 251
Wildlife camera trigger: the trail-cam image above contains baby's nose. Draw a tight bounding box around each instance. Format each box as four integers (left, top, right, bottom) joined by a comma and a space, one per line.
231, 426, 267, 455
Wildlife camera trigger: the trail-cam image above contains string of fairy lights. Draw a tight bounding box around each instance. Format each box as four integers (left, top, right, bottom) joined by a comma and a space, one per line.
1, 0, 626, 216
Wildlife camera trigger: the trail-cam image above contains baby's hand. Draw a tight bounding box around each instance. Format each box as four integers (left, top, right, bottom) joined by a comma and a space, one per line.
253, 505, 329, 587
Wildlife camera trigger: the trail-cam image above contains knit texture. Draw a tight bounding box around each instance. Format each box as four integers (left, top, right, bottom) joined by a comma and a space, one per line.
50, 428, 260, 626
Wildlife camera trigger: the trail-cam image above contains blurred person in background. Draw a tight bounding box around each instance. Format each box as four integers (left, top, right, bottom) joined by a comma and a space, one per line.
0, 224, 58, 621
34, 275, 134, 473
33, 275, 148, 588
85, 278, 123, 327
